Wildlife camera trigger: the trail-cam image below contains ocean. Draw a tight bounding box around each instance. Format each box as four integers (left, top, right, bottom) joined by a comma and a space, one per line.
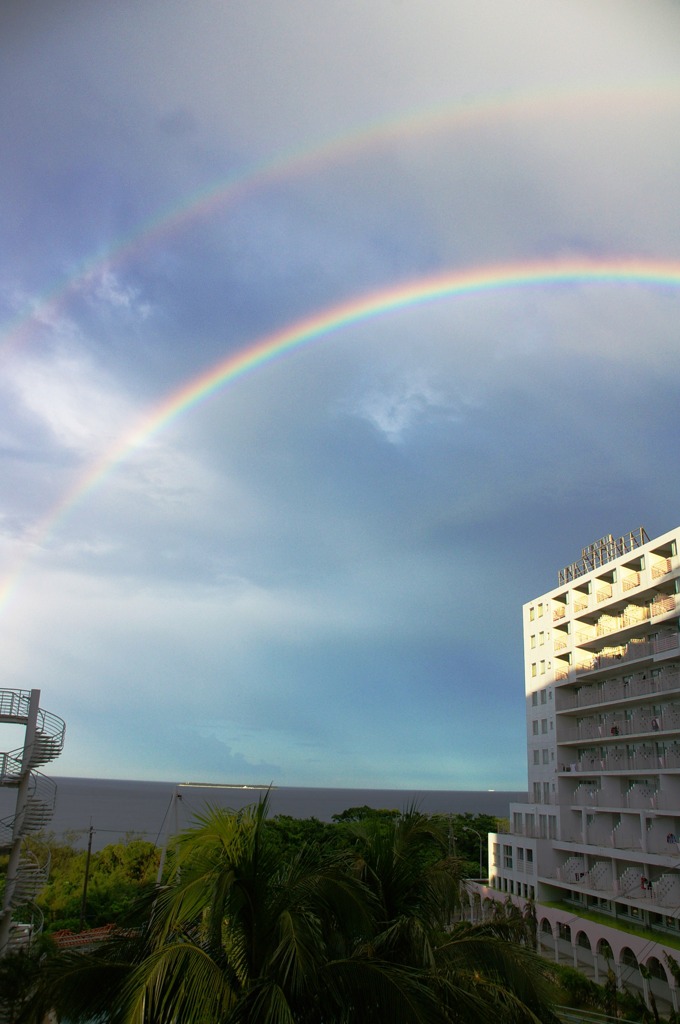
37, 778, 525, 850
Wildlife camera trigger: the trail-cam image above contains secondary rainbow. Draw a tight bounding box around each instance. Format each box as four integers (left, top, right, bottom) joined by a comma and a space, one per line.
2, 79, 679, 360
2, 255, 680, 613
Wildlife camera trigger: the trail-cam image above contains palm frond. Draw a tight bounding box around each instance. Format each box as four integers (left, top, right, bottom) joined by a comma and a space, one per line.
122, 940, 237, 1024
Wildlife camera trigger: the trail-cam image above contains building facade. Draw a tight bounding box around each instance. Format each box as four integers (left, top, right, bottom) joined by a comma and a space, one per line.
469, 526, 680, 1010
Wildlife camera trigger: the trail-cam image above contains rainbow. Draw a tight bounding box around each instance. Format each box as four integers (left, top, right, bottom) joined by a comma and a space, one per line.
2, 255, 680, 615
3, 79, 680, 359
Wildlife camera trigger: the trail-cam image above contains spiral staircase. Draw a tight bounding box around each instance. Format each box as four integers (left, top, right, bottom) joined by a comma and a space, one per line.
0, 689, 65, 954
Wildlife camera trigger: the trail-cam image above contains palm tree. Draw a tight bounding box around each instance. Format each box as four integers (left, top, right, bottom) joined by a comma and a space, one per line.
347, 806, 460, 967
35, 801, 560, 1024
346, 807, 560, 1024
37, 798, 447, 1024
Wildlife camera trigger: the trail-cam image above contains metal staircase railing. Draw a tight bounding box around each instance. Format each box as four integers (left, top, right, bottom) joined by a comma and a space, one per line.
0, 690, 65, 769
0, 757, 58, 843
11, 846, 51, 905
0, 690, 32, 721
0, 690, 65, 955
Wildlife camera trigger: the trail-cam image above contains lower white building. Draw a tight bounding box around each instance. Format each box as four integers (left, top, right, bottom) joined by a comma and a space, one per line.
468, 525, 680, 1012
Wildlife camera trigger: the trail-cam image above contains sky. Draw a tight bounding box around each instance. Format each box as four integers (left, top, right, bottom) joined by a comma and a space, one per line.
1, 0, 680, 791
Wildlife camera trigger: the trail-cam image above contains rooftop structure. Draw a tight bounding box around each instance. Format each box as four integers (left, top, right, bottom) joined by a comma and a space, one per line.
466, 525, 680, 1013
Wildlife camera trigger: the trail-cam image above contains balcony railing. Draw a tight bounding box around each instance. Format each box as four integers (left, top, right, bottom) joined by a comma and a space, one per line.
622, 571, 641, 592
572, 786, 601, 806
652, 595, 676, 617
652, 557, 673, 579
552, 861, 613, 891
575, 634, 679, 676
562, 751, 664, 774
557, 666, 680, 711
575, 601, 676, 650
567, 706, 680, 742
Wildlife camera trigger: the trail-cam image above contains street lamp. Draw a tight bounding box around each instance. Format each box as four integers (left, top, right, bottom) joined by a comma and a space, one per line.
463, 825, 484, 879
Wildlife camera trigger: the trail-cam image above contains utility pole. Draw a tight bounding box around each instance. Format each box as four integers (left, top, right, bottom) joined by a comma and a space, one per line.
79, 824, 94, 932
156, 787, 182, 884
463, 825, 484, 879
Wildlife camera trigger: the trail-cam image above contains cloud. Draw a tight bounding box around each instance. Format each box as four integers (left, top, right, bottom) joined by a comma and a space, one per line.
348, 371, 455, 443
5, 349, 135, 457
82, 267, 153, 320
2, 0, 680, 791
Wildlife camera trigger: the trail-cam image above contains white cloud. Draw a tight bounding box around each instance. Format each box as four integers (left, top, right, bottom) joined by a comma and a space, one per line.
349, 371, 454, 443
81, 266, 152, 320
6, 347, 135, 457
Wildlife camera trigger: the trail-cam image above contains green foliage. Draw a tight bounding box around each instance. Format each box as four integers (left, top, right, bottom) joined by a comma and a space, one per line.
0, 934, 58, 1024
484, 896, 538, 951
331, 805, 401, 823
550, 960, 670, 1024
31, 799, 560, 1024
346, 806, 463, 966
665, 952, 680, 985
0, 948, 42, 1022
552, 963, 601, 1008
264, 813, 339, 862
5, 807, 505, 938
25, 834, 160, 930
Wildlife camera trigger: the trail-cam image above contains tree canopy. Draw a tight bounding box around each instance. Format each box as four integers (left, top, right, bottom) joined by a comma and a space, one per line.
28, 798, 558, 1024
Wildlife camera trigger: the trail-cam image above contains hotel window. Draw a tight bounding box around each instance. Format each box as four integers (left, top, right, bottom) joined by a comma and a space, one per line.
533, 782, 541, 801
531, 663, 537, 678
532, 721, 539, 735
533, 750, 540, 765
542, 782, 550, 803
526, 849, 534, 864
540, 690, 547, 704
542, 748, 549, 764
530, 635, 536, 649
539, 631, 544, 645
530, 606, 535, 621
532, 692, 538, 706
541, 719, 548, 734
503, 845, 513, 869
538, 603, 543, 617
540, 660, 545, 674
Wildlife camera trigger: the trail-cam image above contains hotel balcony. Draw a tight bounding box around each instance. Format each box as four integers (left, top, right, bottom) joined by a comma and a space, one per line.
566, 779, 680, 810
575, 634, 679, 677
552, 829, 680, 860
555, 665, 680, 712
573, 596, 677, 648
545, 864, 680, 916
557, 706, 680, 743
560, 752, 667, 775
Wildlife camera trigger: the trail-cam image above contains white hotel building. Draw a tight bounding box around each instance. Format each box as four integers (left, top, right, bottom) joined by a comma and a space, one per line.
469, 525, 680, 1010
